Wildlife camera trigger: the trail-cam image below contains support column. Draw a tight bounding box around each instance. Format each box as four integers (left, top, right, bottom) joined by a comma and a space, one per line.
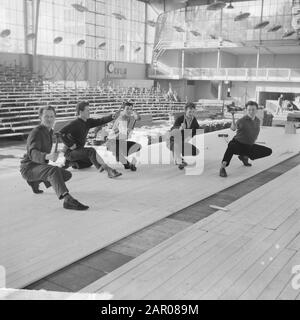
218, 81, 223, 100
144, 3, 148, 64
182, 3, 188, 79
256, 90, 260, 104
23, 0, 28, 55
256, 46, 260, 78
256, 47, 260, 69
217, 47, 221, 70
181, 50, 185, 78
217, 7, 223, 101
217, 47, 221, 99
32, 0, 41, 74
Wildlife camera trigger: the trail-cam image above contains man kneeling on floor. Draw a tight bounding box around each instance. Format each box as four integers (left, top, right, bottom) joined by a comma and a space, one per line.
59, 101, 122, 178
219, 100, 272, 178
20, 106, 89, 210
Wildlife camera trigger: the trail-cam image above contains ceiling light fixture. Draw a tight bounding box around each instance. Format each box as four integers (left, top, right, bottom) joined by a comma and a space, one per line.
0, 29, 11, 38
234, 12, 250, 22
72, 3, 88, 12
207, 1, 226, 11
253, 21, 270, 29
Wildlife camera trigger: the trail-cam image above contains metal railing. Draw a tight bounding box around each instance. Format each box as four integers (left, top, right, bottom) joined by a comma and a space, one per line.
149, 66, 300, 82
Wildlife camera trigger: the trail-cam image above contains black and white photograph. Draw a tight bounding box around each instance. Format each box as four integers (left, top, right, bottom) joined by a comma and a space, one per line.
0, 0, 300, 304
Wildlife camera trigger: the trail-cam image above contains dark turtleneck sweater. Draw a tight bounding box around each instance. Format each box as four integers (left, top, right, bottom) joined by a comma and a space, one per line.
59, 115, 113, 148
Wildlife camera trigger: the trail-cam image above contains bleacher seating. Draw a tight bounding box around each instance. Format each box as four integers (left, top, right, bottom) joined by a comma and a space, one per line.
0, 64, 189, 139
0, 64, 227, 139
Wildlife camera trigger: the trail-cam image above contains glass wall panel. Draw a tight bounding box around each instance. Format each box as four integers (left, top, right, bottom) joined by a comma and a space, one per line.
0, 0, 157, 64
36, 0, 150, 63
0, 0, 25, 53
156, 0, 298, 48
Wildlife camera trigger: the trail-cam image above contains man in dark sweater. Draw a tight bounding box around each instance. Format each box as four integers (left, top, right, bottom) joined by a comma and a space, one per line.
220, 100, 272, 177
59, 101, 121, 178
168, 102, 201, 170
20, 106, 89, 211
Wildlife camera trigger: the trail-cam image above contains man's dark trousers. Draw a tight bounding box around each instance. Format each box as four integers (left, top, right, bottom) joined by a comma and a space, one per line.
222, 138, 272, 166
21, 164, 71, 199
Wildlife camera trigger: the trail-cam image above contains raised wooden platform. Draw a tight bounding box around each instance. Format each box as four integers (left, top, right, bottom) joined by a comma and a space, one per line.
80, 165, 300, 300
0, 127, 299, 289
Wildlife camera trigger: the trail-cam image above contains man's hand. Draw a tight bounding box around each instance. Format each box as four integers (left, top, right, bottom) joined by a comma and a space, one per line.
132, 110, 141, 121
46, 152, 59, 162
180, 122, 186, 130
231, 114, 237, 131
70, 144, 77, 150
113, 106, 123, 120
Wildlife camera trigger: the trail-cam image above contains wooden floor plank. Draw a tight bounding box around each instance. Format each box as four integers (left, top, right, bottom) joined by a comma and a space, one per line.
258, 251, 300, 300
219, 219, 300, 299
112, 230, 252, 299
175, 228, 273, 300
286, 232, 300, 251
147, 227, 273, 300
1, 127, 300, 289
277, 276, 300, 300
80, 163, 300, 300
238, 249, 296, 300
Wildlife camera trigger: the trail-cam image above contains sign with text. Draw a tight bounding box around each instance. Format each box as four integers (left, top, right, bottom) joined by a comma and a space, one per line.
105, 61, 127, 79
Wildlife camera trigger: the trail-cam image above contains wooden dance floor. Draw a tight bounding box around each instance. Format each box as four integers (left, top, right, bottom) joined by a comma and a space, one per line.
0, 126, 299, 289
81, 164, 300, 300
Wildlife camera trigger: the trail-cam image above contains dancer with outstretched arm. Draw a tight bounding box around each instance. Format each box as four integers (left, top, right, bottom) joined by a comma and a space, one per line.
60, 101, 122, 178
219, 100, 272, 178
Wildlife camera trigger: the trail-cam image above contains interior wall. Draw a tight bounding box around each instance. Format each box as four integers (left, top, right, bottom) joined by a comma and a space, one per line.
157, 79, 228, 102
0, 52, 147, 84
0, 51, 30, 68
194, 80, 218, 100
159, 50, 181, 67
185, 52, 218, 68
237, 54, 300, 69
231, 81, 300, 106
155, 49, 300, 70
221, 52, 237, 68
157, 79, 187, 100
22, 54, 147, 84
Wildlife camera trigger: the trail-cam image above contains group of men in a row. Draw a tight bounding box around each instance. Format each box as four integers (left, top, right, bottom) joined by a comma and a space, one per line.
20, 100, 272, 210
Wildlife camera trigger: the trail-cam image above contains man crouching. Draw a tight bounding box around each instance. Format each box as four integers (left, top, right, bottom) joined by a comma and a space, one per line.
59, 101, 122, 179
20, 106, 89, 211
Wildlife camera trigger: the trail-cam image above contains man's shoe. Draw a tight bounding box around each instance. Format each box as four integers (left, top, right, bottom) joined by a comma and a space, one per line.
27, 181, 43, 194
62, 160, 80, 169
129, 163, 137, 171
219, 167, 227, 177
99, 165, 105, 173
62, 160, 70, 169
177, 160, 188, 170
238, 155, 252, 167
124, 163, 131, 170
108, 169, 122, 178
63, 197, 89, 211
71, 161, 80, 169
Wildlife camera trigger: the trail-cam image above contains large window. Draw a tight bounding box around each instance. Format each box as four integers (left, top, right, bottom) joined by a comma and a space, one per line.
155, 0, 298, 47
0, 0, 24, 53
37, 0, 151, 63
38, 0, 86, 58
0, 0, 156, 63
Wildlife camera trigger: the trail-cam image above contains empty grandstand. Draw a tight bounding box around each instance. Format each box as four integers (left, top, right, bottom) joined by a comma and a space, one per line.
1, 0, 300, 304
